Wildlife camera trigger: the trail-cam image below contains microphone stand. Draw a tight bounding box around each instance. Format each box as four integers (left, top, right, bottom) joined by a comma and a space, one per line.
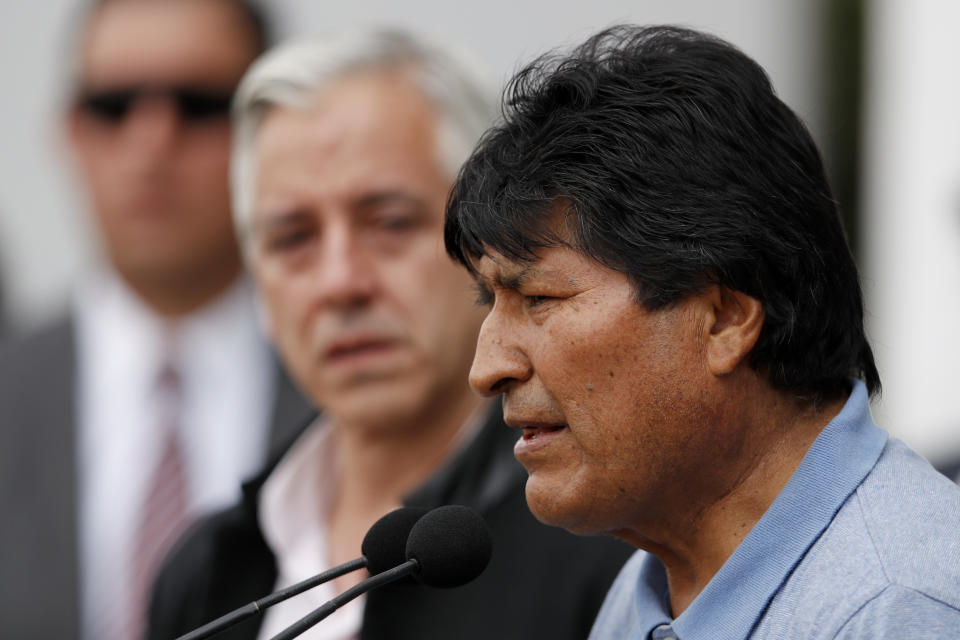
177, 557, 367, 640
269, 559, 420, 640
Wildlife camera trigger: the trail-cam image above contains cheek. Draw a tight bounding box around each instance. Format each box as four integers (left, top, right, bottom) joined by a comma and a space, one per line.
537, 321, 675, 466
83, 155, 126, 203
536, 316, 640, 412
385, 247, 477, 336
257, 268, 308, 342
178, 154, 231, 203
183, 128, 231, 164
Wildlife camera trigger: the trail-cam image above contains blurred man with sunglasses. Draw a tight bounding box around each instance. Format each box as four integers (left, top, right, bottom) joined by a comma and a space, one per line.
0, 1, 310, 638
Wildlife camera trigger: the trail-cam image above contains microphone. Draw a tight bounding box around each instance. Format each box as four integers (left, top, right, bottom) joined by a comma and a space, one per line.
361, 506, 430, 575
405, 503, 492, 588
176, 506, 428, 640
268, 505, 492, 640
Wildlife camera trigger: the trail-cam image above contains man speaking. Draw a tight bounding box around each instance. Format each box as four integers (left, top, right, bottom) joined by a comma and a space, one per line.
445, 25, 960, 639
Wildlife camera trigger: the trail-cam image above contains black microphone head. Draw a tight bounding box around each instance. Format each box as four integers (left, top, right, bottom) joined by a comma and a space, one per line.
361, 507, 429, 575
405, 504, 492, 588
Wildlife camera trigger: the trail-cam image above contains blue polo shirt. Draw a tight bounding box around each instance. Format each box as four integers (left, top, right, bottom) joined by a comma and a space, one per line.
589, 381, 960, 639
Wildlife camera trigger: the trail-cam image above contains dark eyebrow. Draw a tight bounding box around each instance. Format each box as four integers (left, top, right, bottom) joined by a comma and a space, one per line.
472, 264, 536, 307
353, 190, 426, 211
495, 264, 534, 291
252, 190, 428, 235
472, 279, 494, 307
252, 210, 312, 235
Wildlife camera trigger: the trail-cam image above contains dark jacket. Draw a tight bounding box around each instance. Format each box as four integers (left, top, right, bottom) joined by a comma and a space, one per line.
0, 316, 312, 639
148, 405, 633, 640
936, 457, 960, 484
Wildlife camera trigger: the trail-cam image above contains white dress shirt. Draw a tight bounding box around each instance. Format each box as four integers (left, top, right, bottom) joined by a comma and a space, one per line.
75, 268, 274, 640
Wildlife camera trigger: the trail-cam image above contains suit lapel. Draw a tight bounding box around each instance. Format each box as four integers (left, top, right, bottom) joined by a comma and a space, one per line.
264, 360, 314, 460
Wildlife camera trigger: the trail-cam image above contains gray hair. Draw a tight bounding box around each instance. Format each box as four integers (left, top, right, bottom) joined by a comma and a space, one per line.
231, 28, 498, 250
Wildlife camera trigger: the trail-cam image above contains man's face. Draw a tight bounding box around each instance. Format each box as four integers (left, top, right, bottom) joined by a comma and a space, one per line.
469, 242, 725, 537
250, 73, 486, 430
67, 0, 258, 292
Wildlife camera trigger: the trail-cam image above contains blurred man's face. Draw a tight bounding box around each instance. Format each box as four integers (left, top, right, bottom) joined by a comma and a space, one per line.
68, 0, 258, 300
250, 73, 486, 430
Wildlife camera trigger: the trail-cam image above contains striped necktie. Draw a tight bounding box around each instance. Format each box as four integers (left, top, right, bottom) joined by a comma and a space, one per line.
126, 361, 190, 639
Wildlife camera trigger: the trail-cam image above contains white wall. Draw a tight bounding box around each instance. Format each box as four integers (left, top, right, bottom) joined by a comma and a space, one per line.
862, 0, 960, 462
0, 0, 96, 327
34, 3, 954, 454
0, 0, 821, 330
6, 1, 957, 464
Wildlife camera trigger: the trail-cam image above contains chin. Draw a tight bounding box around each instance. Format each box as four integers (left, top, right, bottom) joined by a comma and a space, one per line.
323, 380, 432, 430
524, 476, 599, 536
331, 397, 416, 429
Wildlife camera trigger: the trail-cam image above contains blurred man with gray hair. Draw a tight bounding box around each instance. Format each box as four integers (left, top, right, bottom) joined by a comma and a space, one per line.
148, 29, 631, 640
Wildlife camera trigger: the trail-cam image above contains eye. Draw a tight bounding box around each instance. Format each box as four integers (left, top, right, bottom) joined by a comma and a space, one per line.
262, 224, 314, 254
370, 208, 422, 235
379, 215, 417, 232
276, 232, 310, 251
523, 295, 553, 308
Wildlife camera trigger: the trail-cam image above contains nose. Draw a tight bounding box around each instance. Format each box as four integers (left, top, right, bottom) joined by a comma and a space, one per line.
122, 96, 180, 153
311, 224, 378, 310
469, 310, 532, 396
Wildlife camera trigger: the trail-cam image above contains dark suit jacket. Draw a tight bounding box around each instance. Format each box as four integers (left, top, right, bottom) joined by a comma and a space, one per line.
0, 316, 312, 639
148, 405, 634, 640
936, 457, 960, 484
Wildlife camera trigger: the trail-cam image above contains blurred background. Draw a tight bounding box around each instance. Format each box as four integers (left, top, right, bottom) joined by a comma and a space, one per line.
1, 0, 958, 462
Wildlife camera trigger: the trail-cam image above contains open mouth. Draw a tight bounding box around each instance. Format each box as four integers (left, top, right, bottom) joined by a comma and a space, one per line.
522, 424, 567, 440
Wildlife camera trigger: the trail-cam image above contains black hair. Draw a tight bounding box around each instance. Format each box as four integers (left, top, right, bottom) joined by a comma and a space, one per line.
445, 24, 880, 405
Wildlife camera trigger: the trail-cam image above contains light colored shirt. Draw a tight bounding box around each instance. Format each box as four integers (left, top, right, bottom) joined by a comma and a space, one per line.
257, 402, 491, 639
76, 269, 274, 640
257, 419, 367, 640
589, 380, 960, 640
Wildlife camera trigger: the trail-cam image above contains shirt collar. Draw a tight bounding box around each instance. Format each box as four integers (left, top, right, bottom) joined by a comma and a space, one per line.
257, 399, 497, 562
258, 416, 338, 559
76, 267, 262, 387
634, 380, 888, 640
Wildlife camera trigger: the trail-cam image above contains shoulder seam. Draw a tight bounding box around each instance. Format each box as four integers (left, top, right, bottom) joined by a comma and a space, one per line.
853, 483, 892, 583
834, 584, 960, 638
833, 582, 890, 638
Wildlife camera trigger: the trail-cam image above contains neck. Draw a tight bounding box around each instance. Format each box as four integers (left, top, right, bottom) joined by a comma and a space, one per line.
323, 389, 487, 577
117, 256, 243, 318
620, 380, 847, 616
332, 390, 487, 514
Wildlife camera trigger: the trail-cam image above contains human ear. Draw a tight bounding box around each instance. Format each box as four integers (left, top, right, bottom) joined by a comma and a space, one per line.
703, 286, 764, 377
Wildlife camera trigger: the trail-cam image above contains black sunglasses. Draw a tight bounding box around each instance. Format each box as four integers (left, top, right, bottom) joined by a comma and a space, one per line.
75, 86, 234, 124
